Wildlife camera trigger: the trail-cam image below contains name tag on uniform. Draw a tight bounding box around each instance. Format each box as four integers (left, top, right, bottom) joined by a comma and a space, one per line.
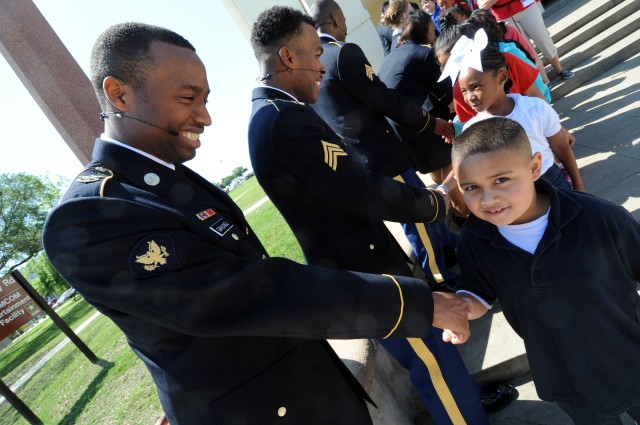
210, 218, 233, 236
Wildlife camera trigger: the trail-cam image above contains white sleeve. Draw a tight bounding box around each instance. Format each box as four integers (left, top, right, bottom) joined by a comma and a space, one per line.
456, 290, 494, 309
540, 101, 562, 137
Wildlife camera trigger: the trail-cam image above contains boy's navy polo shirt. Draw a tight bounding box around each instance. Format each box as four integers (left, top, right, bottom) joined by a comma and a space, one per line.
457, 179, 640, 414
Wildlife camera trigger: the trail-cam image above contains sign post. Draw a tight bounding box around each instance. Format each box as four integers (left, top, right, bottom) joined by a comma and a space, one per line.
0, 271, 98, 424
8, 271, 97, 362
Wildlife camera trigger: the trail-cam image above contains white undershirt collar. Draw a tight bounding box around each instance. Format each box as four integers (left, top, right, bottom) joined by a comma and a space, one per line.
100, 134, 176, 170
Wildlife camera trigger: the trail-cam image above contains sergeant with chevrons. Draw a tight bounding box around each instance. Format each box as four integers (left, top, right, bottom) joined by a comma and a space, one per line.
248, 6, 489, 425
308, 1, 514, 416
42, 22, 471, 425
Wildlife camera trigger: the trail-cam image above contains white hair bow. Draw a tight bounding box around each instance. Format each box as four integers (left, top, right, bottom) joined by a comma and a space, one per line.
438, 29, 489, 85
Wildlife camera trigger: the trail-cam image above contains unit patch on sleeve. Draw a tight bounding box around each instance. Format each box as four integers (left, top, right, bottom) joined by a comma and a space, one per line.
129, 234, 181, 277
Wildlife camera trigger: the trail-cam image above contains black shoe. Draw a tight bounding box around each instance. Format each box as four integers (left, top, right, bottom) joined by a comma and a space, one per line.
480, 384, 516, 414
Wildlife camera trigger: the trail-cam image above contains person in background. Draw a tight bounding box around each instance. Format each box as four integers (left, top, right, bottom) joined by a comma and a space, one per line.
377, 1, 394, 55
447, 4, 472, 23
464, 13, 551, 102
381, 0, 413, 50
478, 0, 574, 84
421, 0, 444, 32
435, 23, 545, 124
379, 10, 469, 218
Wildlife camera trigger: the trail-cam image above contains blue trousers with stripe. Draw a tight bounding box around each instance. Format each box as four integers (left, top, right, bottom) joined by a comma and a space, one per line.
397, 168, 458, 286
378, 331, 488, 424
383, 169, 487, 424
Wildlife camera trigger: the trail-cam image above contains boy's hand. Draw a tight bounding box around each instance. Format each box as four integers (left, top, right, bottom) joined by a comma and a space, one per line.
434, 118, 455, 141
443, 329, 465, 344
432, 292, 471, 344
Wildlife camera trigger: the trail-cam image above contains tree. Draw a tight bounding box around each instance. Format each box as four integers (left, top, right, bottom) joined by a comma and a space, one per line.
21, 252, 70, 296
218, 166, 248, 189
0, 173, 61, 275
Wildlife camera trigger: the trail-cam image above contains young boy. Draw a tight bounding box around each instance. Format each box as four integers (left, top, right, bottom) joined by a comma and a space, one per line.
446, 117, 640, 424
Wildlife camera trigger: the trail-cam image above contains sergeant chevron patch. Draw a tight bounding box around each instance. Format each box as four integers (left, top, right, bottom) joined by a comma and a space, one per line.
365, 64, 375, 81
322, 141, 348, 171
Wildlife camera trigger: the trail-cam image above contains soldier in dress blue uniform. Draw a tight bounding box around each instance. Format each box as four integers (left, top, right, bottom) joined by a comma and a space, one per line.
249, 6, 489, 425
376, 1, 394, 55
308, 0, 460, 292
378, 10, 471, 221
42, 22, 472, 425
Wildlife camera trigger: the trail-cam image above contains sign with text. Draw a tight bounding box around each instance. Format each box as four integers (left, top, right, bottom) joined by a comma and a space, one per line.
0, 274, 42, 340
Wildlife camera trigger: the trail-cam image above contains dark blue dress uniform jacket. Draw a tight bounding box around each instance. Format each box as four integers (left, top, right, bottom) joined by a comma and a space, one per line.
376, 22, 393, 56
249, 87, 447, 276
43, 138, 438, 425
378, 40, 452, 120
311, 36, 436, 177
379, 40, 454, 173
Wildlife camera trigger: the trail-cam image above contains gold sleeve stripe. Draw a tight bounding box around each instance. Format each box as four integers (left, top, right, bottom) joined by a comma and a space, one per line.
425, 189, 441, 223
382, 274, 405, 339
416, 111, 431, 134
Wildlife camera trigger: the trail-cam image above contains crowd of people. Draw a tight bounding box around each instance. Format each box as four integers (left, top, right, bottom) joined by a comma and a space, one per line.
40, 1, 640, 424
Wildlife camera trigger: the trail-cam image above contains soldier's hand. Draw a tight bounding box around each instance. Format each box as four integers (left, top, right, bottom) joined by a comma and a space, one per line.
434, 118, 455, 141
432, 292, 471, 344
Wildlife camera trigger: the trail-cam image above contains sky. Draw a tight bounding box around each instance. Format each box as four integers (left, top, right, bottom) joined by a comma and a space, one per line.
1, 0, 259, 185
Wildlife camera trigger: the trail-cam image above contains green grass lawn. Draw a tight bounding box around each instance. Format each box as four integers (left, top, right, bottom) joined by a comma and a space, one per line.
230, 177, 305, 264
228, 176, 266, 211
0, 298, 97, 385
0, 305, 162, 424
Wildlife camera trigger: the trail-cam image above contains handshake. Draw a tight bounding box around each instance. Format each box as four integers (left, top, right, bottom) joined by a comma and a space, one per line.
432, 291, 484, 345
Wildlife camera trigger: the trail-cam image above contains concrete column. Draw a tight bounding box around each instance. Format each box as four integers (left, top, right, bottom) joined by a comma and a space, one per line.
0, 0, 100, 165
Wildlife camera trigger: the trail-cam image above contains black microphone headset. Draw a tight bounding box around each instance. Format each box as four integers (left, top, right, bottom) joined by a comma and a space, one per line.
99, 111, 179, 137
258, 67, 325, 82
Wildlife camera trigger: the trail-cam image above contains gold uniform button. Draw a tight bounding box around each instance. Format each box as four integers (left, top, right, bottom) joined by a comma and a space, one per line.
262, 254, 267, 260
277, 406, 287, 417
232, 233, 239, 241
246, 227, 250, 235
369, 244, 375, 250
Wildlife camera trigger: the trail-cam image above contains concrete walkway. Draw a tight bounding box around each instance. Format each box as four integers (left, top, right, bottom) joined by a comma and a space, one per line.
243, 196, 270, 216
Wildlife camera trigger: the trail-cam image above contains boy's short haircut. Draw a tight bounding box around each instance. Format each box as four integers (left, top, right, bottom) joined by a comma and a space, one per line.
452, 117, 531, 165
